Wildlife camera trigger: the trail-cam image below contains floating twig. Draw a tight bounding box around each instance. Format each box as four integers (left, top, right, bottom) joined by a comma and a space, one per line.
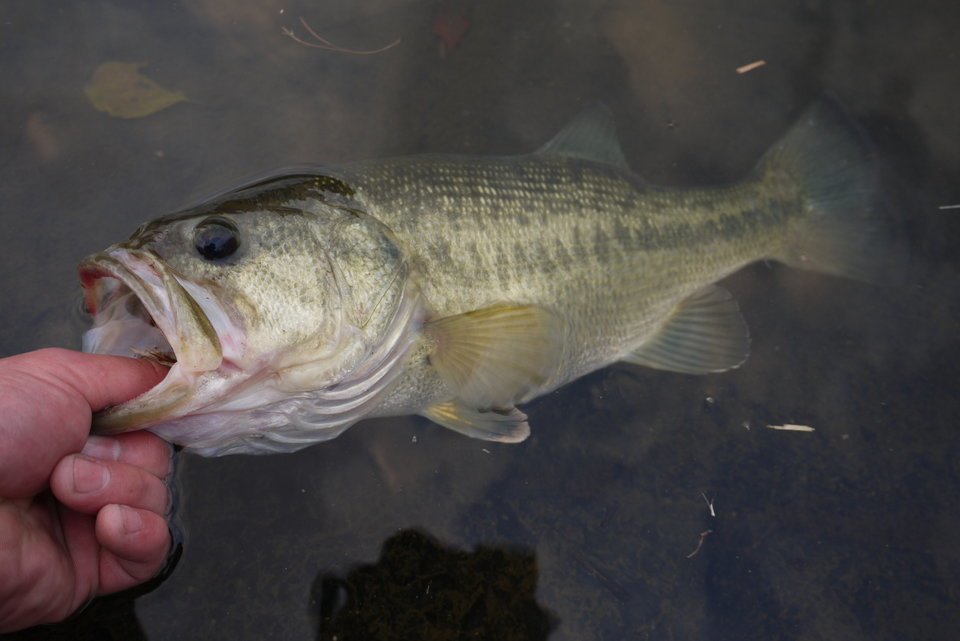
283, 16, 400, 55
736, 60, 766, 74
686, 529, 713, 559
701, 492, 716, 517
938, 204, 960, 210
766, 423, 815, 432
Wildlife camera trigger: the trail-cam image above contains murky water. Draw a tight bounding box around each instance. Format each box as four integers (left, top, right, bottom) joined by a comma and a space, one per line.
3, 1, 959, 639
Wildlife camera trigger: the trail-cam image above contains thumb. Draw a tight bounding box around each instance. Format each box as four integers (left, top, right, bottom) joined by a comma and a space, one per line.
0, 348, 167, 498
29, 348, 170, 412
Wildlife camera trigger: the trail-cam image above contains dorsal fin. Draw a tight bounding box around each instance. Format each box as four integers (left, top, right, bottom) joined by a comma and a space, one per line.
536, 102, 630, 170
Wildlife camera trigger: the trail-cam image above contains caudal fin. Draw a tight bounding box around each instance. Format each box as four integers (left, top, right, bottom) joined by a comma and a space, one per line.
757, 97, 889, 282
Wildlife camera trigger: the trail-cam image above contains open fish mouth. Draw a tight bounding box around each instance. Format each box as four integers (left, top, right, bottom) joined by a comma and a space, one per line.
79, 248, 238, 432
81, 262, 177, 366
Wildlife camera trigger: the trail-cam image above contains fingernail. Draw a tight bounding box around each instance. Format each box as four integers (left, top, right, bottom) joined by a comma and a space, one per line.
73, 456, 109, 494
81, 435, 121, 461
119, 505, 143, 534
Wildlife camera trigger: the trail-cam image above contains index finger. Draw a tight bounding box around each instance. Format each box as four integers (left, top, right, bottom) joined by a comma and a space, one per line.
82, 432, 173, 480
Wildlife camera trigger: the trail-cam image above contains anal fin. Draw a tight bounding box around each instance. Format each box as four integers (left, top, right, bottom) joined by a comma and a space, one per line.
624, 285, 750, 374
421, 399, 530, 443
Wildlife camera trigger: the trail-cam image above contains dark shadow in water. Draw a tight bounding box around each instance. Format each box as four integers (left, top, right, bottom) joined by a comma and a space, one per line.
309, 529, 556, 641
4, 596, 145, 641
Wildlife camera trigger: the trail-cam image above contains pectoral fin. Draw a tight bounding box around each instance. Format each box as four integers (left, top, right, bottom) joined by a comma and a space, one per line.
624, 285, 750, 374
425, 304, 562, 409
421, 399, 530, 443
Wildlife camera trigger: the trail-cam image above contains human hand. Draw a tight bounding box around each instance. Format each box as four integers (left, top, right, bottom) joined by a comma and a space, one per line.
0, 348, 173, 632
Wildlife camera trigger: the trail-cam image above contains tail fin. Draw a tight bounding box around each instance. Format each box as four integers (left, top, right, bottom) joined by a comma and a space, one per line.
758, 97, 889, 282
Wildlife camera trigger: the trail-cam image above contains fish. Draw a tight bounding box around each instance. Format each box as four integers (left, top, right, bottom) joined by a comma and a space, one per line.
79, 98, 885, 456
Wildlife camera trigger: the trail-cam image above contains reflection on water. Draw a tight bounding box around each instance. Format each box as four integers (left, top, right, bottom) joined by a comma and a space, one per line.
2, 0, 960, 640
311, 529, 555, 640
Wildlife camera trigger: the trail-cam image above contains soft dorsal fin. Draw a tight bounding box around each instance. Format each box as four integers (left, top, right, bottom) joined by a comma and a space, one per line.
623, 285, 751, 374
536, 102, 630, 170
425, 304, 563, 410
421, 399, 530, 443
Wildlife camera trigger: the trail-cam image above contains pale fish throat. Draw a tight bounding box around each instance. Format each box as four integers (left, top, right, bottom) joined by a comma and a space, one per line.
149, 280, 426, 456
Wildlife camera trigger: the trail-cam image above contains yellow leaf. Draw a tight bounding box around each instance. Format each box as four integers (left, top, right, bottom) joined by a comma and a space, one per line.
84, 62, 185, 119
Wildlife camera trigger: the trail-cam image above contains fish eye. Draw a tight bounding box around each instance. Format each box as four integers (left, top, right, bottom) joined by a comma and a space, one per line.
193, 216, 240, 261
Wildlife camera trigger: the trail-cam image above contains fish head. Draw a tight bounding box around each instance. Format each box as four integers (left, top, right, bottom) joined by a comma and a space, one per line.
80, 174, 418, 455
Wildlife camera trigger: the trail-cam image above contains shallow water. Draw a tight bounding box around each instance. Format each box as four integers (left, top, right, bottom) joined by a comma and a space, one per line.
3, 1, 959, 640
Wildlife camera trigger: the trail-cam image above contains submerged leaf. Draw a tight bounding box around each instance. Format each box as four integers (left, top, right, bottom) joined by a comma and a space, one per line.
84, 61, 185, 119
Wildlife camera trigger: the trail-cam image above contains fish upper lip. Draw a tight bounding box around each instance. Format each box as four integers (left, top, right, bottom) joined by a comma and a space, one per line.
82, 250, 182, 361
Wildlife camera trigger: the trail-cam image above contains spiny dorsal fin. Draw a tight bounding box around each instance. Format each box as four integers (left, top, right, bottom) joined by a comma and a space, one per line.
425, 304, 563, 410
421, 400, 530, 443
536, 102, 630, 170
624, 285, 750, 374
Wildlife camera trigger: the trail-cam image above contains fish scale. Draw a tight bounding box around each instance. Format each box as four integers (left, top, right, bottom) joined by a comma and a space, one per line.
343, 155, 782, 388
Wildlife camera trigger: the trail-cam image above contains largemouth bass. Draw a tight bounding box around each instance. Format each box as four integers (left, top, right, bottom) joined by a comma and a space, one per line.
80, 99, 882, 456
